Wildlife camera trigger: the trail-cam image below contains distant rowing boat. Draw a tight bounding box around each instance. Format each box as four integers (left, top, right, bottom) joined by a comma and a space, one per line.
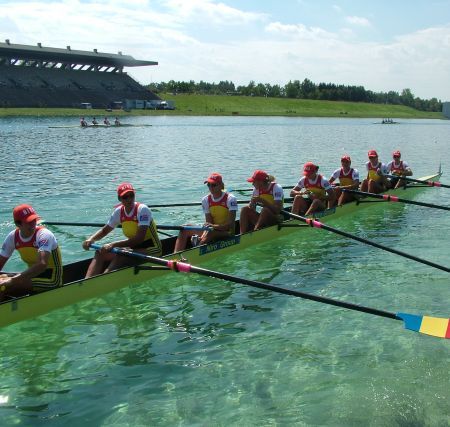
48, 124, 153, 129
0, 171, 441, 328
373, 120, 399, 125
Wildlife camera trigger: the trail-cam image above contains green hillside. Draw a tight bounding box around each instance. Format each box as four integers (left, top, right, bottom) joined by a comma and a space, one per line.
0, 93, 443, 118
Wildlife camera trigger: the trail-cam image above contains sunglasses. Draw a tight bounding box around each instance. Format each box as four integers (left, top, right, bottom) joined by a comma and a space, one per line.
120, 193, 135, 200
207, 182, 219, 187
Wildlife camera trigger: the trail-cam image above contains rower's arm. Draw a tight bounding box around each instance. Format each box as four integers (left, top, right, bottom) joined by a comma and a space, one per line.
82, 225, 113, 250
290, 186, 301, 197
10, 251, 50, 284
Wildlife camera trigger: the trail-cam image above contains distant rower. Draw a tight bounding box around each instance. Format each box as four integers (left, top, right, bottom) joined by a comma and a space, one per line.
386, 150, 413, 188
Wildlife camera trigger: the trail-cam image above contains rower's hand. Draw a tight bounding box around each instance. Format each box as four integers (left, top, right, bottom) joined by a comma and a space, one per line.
100, 243, 114, 254
82, 239, 93, 251
252, 196, 266, 207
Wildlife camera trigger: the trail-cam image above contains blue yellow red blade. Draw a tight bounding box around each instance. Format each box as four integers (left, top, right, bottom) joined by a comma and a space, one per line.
397, 313, 450, 339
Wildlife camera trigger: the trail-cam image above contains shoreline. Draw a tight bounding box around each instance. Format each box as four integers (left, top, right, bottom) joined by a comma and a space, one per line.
0, 94, 443, 119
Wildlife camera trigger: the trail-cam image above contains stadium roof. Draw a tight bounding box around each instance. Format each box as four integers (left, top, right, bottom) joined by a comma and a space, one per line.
0, 40, 157, 68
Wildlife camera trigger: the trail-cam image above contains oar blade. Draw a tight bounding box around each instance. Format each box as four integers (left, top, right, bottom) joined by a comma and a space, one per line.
397, 312, 450, 339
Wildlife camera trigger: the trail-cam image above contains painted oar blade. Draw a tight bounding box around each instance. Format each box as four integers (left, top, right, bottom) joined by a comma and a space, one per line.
397, 312, 450, 339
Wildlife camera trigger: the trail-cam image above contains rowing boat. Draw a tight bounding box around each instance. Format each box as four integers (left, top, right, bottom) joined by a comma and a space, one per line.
48, 124, 153, 128
0, 172, 441, 328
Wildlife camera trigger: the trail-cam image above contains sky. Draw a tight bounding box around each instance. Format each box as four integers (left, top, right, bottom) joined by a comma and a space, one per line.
1, 0, 450, 100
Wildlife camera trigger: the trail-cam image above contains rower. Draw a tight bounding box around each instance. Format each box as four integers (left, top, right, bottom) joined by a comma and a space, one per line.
114, 117, 121, 126
328, 155, 360, 205
291, 162, 335, 216
360, 150, 388, 194
82, 183, 162, 278
103, 116, 111, 126
92, 117, 98, 125
386, 150, 413, 188
0, 204, 63, 301
80, 117, 88, 127
239, 170, 283, 233
174, 173, 238, 252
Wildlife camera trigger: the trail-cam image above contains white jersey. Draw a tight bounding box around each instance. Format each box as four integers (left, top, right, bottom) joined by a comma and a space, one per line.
0, 228, 58, 258
365, 162, 388, 175
201, 192, 238, 214
107, 203, 153, 229
330, 168, 360, 182
252, 183, 284, 201
386, 160, 409, 172
296, 175, 332, 190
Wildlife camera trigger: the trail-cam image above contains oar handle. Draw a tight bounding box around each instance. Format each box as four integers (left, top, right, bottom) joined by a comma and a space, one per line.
281, 210, 450, 273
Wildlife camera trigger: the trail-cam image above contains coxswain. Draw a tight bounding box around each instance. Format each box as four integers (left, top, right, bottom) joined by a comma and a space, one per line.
174, 173, 238, 252
386, 150, 413, 188
80, 117, 88, 127
360, 150, 388, 194
82, 183, 162, 278
239, 170, 283, 233
92, 117, 98, 125
291, 162, 335, 216
328, 155, 360, 205
114, 117, 121, 126
103, 117, 111, 126
0, 204, 63, 300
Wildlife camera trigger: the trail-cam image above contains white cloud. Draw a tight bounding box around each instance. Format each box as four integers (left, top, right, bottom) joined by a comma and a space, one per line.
0, 1, 449, 100
162, 0, 267, 25
345, 16, 371, 27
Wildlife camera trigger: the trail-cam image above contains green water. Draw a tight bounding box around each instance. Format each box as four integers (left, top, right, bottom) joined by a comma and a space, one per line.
0, 116, 449, 426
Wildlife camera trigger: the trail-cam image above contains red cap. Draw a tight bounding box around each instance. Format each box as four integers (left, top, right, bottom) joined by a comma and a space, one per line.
303, 162, 318, 176
13, 204, 39, 223
368, 150, 378, 158
117, 182, 135, 197
393, 150, 401, 157
247, 170, 269, 182
204, 173, 223, 185
341, 155, 351, 162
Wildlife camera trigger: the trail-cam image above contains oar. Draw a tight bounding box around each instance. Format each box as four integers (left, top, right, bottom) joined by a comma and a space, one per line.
148, 197, 294, 208
280, 210, 450, 273
385, 175, 450, 188
229, 185, 293, 194
42, 221, 211, 231
89, 244, 450, 339
342, 189, 450, 211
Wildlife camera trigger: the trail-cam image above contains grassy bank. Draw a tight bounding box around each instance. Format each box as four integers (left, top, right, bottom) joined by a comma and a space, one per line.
0, 93, 443, 119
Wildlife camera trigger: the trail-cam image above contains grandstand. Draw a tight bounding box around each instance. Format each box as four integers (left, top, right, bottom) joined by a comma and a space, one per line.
0, 40, 160, 108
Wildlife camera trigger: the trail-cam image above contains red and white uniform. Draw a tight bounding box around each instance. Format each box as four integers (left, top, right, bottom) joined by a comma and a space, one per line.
202, 192, 238, 223
0, 226, 62, 289
366, 161, 388, 181
252, 182, 284, 204
296, 175, 332, 200
330, 168, 360, 186
107, 202, 161, 254
386, 160, 409, 175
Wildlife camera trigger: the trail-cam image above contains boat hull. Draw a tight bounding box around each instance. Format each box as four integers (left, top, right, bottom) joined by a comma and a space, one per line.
0, 172, 441, 328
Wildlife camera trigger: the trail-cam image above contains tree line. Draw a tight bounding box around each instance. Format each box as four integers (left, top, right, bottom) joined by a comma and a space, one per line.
147, 79, 442, 112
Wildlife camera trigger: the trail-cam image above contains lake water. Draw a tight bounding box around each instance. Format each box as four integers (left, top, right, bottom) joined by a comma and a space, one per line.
0, 116, 449, 426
